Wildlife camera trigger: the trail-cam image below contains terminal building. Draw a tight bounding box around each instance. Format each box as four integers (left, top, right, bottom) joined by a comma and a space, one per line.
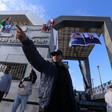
0, 10, 57, 112
0, 10, 112, 112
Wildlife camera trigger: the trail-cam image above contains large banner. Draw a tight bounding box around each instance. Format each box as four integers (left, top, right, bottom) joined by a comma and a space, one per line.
69, 32, 101, 47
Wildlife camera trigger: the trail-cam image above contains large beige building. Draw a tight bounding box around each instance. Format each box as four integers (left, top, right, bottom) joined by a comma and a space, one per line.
0, 10, 57, 112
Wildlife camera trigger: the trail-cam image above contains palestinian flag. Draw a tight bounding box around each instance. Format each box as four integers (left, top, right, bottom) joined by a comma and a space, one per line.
0, 17, 11, 27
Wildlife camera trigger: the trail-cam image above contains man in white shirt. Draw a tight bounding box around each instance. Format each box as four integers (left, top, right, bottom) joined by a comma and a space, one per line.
105, 85, 112, 112
0, 65, 12, 102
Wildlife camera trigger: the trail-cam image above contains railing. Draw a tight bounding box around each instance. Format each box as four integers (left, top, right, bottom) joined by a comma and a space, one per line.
92, 80, 112, 95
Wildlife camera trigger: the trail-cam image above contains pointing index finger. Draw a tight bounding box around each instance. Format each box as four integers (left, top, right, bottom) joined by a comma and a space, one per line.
15, 24, 23, 32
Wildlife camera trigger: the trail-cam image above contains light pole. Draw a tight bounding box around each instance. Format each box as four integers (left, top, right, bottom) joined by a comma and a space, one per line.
97, 66, 104, 93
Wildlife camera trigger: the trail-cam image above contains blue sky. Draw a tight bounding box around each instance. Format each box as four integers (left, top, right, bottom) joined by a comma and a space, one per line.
0, 0, 112, 90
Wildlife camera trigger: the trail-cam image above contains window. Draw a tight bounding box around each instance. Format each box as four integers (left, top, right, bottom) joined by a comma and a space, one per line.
0, 62, 27, 80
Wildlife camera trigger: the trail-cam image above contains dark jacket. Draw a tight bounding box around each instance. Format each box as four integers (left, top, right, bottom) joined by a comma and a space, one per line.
22, 39, 77, 111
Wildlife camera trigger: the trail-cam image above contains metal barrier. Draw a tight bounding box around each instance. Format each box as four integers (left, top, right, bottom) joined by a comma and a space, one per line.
92, 80, 112, 95
78, 100, 106, 112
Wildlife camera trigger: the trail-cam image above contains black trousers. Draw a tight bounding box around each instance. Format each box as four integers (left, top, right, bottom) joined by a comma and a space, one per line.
0, 91, 4, 102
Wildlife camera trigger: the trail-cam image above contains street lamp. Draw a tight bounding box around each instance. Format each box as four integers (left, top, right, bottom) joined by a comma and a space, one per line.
97, 66, 104, 93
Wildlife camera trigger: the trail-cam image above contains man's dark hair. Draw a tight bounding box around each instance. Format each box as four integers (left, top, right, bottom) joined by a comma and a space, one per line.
32, 70, 37, 84
50, 49, 63, 56
6, 65, 11, 70
109, 85, 112, 88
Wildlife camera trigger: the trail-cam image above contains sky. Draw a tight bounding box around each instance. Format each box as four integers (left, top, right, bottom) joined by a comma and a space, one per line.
0, 0, 112, 91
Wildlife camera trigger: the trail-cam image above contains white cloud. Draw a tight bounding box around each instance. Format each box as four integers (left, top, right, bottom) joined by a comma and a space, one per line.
0, 0, 46, 21
0, 0, 9, 10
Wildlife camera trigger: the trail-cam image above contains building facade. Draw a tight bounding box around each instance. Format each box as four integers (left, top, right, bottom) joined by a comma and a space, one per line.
0, 10, 56, 112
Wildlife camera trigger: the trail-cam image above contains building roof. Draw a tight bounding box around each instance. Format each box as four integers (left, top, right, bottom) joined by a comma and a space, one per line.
0, 10, 45, 25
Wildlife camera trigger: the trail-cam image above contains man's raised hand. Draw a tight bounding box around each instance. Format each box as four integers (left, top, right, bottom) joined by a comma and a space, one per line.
15, 24, 28, 42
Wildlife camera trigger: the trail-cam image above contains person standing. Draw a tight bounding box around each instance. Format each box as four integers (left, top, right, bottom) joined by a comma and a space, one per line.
14, 24, 77, 112
12, 65, 37, 112
0, 65, 12, 102
105, 85, 112, 112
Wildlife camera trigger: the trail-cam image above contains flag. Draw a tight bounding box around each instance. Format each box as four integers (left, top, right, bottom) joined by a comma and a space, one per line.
50, 18, 54, 27
0, 17, 11, 27
0, 17, 11, 32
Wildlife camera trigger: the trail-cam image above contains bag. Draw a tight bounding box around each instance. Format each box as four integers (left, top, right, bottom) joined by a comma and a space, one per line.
18, 81, 32, 95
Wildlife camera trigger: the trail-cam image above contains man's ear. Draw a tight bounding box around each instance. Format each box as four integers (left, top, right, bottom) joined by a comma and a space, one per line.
61, 56, 64, 60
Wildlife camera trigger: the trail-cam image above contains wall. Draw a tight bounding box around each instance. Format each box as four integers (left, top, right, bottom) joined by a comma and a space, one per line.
0, 25, 55, 112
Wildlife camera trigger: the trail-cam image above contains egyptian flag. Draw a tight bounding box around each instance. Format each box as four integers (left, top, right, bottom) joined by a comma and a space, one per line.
0, 17, 11, 27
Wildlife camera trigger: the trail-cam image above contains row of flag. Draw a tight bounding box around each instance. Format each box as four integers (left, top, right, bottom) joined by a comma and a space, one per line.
0, 17, 54, 32
0, 17, 11, 32
41, 18, 54, 32
69, 32, 101, 47
0, 17, 55, 33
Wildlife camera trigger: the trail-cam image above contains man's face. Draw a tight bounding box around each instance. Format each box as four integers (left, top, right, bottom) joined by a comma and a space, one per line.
52, 54, 63, 63
4, 66, 11, 74
109, 88, 112, 91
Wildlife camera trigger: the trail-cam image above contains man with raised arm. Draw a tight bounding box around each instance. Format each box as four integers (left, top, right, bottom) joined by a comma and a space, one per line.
15, 24, 77, 112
